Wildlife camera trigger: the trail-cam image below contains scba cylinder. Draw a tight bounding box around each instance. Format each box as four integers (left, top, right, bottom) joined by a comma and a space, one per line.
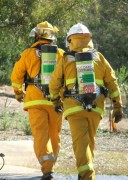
41, 45, 57, 85
75, 51, 96, 95
75, 52, 97, 108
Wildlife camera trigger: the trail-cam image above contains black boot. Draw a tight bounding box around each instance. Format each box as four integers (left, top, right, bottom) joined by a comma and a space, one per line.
41, 172, 53, 180
78, 174, 81, 180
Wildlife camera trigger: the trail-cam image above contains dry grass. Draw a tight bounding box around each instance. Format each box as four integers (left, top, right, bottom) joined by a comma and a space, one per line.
54, 123, 128, 175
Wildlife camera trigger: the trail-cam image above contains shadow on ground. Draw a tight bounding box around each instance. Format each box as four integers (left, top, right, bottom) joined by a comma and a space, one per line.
0, 165, 128, 180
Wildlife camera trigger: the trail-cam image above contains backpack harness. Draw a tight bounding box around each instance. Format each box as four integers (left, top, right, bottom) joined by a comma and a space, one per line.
63, 50, 108, 111
24, 44, 57, 97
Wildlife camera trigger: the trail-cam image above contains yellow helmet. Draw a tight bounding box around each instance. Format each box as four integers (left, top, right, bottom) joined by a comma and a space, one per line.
29, 21, 59, 41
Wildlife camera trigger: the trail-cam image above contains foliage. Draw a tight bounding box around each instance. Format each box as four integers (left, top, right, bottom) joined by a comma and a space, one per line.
115, 66, 128, 86
0, 110, 11, 130
20, 117, 32, 135
0, 0, 128, 84
87, 0, 128, 69
0, 108, 32, 135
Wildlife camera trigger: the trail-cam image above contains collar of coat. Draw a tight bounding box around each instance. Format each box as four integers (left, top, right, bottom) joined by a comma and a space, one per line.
31, 40, 51, 48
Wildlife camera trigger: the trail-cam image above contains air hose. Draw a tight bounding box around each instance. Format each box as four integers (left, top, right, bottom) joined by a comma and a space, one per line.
0, 153, 5, 170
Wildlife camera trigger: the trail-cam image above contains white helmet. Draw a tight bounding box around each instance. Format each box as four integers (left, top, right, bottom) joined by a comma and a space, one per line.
66, 23, 91, 47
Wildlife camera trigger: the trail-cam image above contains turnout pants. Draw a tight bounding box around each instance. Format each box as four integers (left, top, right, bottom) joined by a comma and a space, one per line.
67, 110, 101, 180
28, 105, 62, 174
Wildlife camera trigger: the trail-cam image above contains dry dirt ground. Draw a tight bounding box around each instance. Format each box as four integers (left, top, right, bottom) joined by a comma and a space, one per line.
0, 85, 128, 176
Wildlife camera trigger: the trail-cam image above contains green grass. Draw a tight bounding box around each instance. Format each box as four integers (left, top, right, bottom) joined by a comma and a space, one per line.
0, 109, 32, 135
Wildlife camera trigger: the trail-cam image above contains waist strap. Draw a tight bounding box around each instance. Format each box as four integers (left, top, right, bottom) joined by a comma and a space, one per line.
64, 86, 108, 98
25, 77, 49, 96
26, 76, 40, 84
64, 86, 108, 111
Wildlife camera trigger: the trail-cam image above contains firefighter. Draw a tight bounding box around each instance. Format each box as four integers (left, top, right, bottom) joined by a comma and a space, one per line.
49, 23, 123, 180
11, 21, 64, 180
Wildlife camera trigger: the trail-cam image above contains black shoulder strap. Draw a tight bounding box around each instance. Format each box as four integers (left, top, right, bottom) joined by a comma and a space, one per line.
32, 44, 42, 50
64, 51, 76, 57
24, 44, 43, 90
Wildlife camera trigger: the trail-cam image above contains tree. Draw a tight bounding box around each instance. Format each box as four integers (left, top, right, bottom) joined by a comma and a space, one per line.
0, 0, 35, 83
86, 0, 128, 69
0, 0, 127, 84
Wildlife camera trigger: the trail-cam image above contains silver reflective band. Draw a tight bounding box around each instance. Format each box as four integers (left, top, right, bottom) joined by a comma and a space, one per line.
96, 84, 101, 97
38, 154, 54, 163
67, 55, 75, 62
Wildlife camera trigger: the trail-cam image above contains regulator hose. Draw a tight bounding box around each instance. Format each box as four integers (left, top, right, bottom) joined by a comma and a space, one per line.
0, 153, 5, 170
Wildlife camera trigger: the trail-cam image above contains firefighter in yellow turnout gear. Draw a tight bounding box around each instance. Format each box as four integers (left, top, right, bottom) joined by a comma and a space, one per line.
11, 21, 64, 180
49, 23, 123, 180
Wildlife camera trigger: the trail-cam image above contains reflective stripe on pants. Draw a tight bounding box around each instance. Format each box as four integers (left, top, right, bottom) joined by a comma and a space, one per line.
67, 110, 100, 180
28, 105, 62, 174
38, 154, 54, 163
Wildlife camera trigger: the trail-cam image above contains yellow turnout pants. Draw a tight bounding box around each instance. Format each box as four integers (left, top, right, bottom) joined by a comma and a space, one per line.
28, 105, 62, 174
67, 110, 101, 180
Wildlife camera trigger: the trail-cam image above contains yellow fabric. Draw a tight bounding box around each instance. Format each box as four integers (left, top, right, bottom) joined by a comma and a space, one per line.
63, 104, 84, 117
66, 77, 76, 86
11, 39, 64, 174
78, 163, 93, 174
28, 106, 62, 174
49, 33, 122, 179
11, 40, 64, 110
65, 78, 104, 87
67, 111, 100, 179
68, 34, 93, 51
24, 100, 53, 109
49, 50, 122, 118
109, 89, 120, 98
12, 82, 22, 89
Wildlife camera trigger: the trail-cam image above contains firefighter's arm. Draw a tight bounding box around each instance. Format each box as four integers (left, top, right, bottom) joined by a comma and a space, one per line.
111, 96, 123, 123
14, 90, 25, 102
49, 58, 64, 112
102, 55, 123, 123
57, 48, 65, 63
11, 51, 27, 102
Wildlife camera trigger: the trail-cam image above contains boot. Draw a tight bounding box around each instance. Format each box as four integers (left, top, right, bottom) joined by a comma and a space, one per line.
40, 172, 53, 180
78, 174, 81, 180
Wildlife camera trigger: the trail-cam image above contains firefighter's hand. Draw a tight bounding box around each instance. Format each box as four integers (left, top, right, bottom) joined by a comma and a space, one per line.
15, 91, 25, 102
51, 97, 63, 113
112, 108, 123, 123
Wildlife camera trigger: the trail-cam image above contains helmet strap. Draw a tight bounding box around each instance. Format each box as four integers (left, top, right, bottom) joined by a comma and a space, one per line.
34, 34, 53, 43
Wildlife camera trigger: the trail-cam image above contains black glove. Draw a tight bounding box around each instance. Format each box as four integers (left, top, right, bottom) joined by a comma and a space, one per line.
51, 97, 63, 113
112, 108, 123, 123
112, 97, 123, 123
